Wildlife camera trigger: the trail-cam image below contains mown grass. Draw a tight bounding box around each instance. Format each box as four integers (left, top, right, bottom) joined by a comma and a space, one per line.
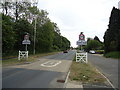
2, 52, 60, 66
104, 51, 120, 59
69, 57, 106, 84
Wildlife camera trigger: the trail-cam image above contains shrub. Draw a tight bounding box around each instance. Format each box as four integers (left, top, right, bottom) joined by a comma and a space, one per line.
104, 51, 120, 59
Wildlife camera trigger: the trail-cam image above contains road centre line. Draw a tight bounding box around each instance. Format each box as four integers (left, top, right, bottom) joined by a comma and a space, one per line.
41, 61, 61, 67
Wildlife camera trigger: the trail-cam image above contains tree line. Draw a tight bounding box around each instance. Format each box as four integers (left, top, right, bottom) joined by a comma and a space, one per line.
104, 7, 120, 54
83, 36, 104, 52
1, 1, 70, 56
83, 7, 120, 54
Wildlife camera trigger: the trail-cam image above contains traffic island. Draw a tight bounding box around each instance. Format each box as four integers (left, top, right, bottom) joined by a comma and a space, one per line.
66, 60, 112, 88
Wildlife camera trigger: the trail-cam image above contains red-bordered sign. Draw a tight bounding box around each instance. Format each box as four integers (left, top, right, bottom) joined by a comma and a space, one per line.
24, 35, 29, 40
79, 32, 85, 40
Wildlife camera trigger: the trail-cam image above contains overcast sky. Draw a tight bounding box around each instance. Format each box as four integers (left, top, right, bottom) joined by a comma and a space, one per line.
37, 0, 119, 47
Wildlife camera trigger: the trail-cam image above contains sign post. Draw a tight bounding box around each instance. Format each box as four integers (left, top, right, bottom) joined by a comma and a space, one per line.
77, 32, 87, 50
18, 34, 31, 61
79, 32, 84, 50
76, 32, 88, 63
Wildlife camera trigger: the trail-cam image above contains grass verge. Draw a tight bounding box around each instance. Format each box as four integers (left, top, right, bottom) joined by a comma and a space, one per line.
104, 51, 120, 59
69, 57, 106, 85
2, 52, 60, 66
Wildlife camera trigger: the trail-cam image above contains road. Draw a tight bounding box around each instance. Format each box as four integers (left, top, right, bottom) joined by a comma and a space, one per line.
88, 54, 119, 89
2, 50, 76, 88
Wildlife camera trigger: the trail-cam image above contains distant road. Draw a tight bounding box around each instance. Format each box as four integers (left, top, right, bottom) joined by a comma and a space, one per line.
2, 50, 76, 88
88, 54, 119, 89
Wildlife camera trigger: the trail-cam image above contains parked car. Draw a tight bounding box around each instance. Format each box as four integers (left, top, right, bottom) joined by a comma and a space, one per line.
89, 50, 95, 54
63, 50, 68, 53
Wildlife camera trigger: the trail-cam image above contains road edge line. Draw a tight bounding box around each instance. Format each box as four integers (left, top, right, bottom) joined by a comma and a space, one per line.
95, 68, 117, 90
65, 71, 70, 83
63, 70, 70, 88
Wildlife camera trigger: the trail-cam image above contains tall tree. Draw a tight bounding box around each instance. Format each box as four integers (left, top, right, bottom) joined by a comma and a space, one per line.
2, 14, 16, 55
1, 1, 71, 56
104, 7, 120, 53
94, 36, 101, 43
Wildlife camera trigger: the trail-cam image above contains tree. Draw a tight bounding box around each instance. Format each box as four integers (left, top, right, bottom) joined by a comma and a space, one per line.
14, 18, 33, 51
94, 36, 101, 43
104, 7, 120, 53
1, 1, 13, 15
36, 20, 54, 52
2, 14, 16, 55
61, 36, 70, 50
85, 40, 102, 51
1, 1, 71, 56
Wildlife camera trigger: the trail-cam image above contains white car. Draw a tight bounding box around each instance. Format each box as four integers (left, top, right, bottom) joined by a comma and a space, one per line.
89, 50, 95, 54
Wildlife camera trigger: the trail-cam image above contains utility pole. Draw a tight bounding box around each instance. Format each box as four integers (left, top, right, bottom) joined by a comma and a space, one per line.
33, 0, 38, 55
33, 17, 36, 54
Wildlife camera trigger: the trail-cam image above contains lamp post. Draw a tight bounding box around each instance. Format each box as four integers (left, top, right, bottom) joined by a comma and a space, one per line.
33, 0, 38, 55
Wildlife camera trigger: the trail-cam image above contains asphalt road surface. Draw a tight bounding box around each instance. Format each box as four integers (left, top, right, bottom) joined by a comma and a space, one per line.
2, 50, 76, 88
88, 54, 119, 89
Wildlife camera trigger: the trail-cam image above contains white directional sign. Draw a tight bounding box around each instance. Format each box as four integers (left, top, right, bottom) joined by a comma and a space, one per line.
22, 40, 31, 44
76, 40, 87, 45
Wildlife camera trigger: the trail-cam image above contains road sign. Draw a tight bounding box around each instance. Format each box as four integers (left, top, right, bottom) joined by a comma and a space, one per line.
24, 35, 29, 40
76, 40, 87, 45
22, 40, 31, 44
79, 32, 85, 40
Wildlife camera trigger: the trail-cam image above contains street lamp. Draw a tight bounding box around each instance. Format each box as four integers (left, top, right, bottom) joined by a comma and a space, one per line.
33, 0, 38, 55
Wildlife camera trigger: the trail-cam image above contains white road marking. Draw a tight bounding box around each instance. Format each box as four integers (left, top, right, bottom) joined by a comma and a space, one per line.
65, 71, 70, 83
64, 71, 83, 88
41, 61, 61, 67
95, 68, 117, 90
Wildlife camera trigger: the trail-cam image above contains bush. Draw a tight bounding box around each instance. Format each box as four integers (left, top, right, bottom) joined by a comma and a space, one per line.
95, 50, 104, 54
104, 51, 120, 59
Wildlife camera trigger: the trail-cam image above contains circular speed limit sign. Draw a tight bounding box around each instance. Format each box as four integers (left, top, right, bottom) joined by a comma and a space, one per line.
80, 35, 84, 40
79, 32, 85, 40
24, 35, 29, 40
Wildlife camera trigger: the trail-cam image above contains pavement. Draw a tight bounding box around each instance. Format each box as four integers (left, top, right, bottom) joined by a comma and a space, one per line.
2, 51, 119, 89
2, 50, 76, 88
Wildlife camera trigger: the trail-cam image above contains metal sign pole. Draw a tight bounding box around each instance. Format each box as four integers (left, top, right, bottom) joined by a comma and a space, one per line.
26, 44, 27, 51
81, 45, 82, 50
81, 40, 82, 50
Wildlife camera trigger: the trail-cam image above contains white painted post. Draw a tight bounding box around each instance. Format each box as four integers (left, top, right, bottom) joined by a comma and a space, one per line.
86, 52, 88, 64
26, 51, 28, 60
18, 50, 20, 61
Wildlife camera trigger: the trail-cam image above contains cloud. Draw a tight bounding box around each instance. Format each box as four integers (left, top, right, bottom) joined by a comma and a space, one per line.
38, 0, 119, 47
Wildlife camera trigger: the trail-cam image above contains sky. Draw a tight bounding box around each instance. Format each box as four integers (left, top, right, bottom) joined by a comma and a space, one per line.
37, 0, 119, 47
